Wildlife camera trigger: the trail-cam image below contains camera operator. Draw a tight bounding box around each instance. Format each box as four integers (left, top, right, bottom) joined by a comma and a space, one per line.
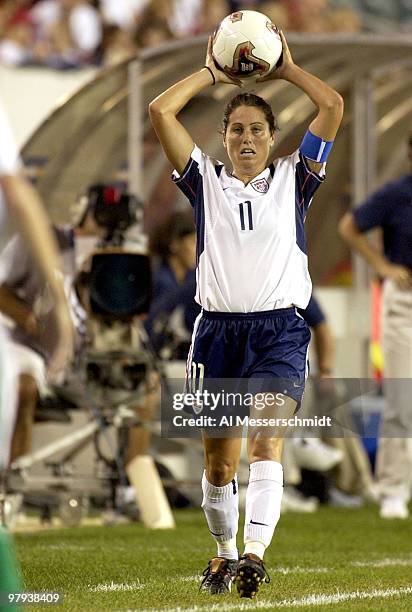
145, 212, 199, 359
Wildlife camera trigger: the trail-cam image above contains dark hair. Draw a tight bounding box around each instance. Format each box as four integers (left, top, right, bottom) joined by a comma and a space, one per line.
222, 93, 279, 135
150, 212, 195, 261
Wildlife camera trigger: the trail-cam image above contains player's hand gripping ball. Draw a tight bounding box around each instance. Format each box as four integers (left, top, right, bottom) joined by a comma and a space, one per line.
212, 10, 283, 80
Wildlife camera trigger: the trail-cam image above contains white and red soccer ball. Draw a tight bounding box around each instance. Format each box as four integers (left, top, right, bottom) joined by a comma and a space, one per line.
212, 10, 283, 80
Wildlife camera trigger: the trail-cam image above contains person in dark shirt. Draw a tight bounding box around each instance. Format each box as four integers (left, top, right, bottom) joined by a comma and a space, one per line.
339, 134, 412, 519
145, 212, 199, 358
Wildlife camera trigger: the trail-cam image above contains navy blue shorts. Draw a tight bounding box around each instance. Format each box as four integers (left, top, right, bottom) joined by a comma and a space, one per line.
187, 307, 311, 404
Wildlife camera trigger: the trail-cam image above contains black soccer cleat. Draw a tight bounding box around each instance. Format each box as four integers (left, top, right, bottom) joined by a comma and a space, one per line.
235, 553, 270, 598
199, 557, 238, 595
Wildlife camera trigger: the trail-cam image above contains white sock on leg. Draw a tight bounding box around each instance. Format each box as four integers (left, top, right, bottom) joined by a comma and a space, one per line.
201, 471, 239, 560
244, 461, 283, 559
217, 537, 238, 559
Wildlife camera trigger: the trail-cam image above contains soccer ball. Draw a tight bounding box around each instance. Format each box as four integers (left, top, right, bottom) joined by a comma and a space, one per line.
212, 10, 283, 79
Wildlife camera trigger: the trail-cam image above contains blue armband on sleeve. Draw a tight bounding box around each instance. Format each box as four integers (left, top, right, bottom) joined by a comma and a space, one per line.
300, 130, 334, 163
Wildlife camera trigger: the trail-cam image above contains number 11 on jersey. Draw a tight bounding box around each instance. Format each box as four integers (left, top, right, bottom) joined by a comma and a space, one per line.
239, 201, 253, 230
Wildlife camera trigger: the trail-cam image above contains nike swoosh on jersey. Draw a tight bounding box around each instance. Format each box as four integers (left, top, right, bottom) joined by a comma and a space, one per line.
249, 519, 269, 526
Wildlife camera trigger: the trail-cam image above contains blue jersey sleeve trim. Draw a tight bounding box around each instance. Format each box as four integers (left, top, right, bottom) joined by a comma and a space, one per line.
172, 155, 195, 183
299, 153, 325, 182
300, 130, 334, 163
172, 146, 203, 207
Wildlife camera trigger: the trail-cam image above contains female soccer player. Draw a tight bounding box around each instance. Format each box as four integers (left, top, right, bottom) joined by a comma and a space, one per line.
149, 30, 343, 599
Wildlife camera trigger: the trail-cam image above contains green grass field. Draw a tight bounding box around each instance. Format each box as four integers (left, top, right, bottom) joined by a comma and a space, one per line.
13, 506, 412, 611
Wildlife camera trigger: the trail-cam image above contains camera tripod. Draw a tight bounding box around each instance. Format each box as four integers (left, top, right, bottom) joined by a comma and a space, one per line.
2, 333, 174, 529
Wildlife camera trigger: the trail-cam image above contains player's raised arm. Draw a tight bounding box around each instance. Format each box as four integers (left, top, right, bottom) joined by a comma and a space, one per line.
257, 31, 343, 172
149, 37, 241, 175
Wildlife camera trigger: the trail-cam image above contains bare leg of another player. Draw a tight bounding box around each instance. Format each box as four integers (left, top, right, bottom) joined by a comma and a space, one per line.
123, 373, 160, 522
125, 372, 159, 464
10, 374, 38, 463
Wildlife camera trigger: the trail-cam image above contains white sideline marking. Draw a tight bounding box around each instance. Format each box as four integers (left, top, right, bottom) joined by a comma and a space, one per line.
149, 586, 412, 611
352, 558, 412, 568
270, 566, 329, 575
89, 581, 145, 593
42, 544, 88, 551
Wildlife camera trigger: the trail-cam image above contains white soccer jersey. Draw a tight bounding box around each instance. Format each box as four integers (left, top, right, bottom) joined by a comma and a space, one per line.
173, 145, 325, 312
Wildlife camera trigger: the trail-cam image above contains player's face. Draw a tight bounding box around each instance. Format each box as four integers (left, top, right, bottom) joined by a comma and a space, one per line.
223, 106, 274, 179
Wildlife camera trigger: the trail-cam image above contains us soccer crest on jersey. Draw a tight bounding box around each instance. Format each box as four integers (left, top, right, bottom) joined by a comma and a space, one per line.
250, 177, 269, 193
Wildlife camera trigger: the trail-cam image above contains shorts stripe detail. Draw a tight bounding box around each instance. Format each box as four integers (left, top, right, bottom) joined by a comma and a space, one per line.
185, 310, 203, 384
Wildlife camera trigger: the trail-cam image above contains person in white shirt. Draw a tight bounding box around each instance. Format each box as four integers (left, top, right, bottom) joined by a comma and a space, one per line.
149, 26, 342, 598
30, 0, 102, 64
100, 0, 148, 31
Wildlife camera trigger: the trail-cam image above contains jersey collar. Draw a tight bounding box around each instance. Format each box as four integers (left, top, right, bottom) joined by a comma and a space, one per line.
221, 165, 272, 191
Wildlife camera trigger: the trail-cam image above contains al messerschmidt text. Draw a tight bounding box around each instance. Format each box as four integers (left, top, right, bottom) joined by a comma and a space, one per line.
172, 415, 333, 427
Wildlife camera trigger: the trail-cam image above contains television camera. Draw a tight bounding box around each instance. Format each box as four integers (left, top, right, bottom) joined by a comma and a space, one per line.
6, 184, 174, 528
74, 183, 152, 396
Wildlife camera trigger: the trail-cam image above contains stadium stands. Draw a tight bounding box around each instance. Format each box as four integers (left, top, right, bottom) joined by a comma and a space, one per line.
1, 0, 410, 70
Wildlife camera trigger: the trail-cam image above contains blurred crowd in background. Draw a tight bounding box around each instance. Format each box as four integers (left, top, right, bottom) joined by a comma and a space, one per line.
0, 0, 411, 70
